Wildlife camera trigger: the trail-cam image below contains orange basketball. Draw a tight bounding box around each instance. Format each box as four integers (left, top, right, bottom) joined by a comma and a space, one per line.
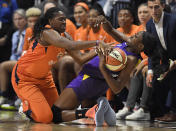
105, 48, 127, 72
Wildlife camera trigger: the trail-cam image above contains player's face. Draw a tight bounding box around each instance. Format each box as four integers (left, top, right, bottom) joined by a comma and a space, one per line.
88, 9, 99, 28
118, 9, 133, 28
49, 11, 66, 33
74, 6, 87, 24
27, 16, 39, 29
130, 32, 144, 52
138, 5, 151, 25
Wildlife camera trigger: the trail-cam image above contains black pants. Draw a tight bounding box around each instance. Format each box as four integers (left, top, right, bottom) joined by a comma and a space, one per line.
150, 69, 176, 118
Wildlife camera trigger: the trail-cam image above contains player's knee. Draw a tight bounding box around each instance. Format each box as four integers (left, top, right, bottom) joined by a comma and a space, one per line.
60, 56, 74, 68
51, 105, 63, 123
34, 110, 53, 123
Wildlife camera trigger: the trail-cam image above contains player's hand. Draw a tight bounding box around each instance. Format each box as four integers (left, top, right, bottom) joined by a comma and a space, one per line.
96, 15, 113, 32
98, 41, 113, 56
96, 46, 106, 69
96, 15, 107, 24
131, 62, 144, 77
146, 73, 153, 87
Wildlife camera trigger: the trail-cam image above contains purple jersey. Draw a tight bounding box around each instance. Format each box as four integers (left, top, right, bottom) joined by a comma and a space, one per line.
66, 42, 139, 101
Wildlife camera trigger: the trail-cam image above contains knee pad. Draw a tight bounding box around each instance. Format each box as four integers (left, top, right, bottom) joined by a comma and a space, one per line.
51, 105, 63, 123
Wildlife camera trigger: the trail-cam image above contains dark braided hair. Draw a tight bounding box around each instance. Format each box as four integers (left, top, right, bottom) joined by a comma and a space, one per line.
32, 7, 62, 41
142, 32, 170, 77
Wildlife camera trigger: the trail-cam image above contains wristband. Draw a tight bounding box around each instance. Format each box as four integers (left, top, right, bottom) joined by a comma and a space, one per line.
96, 40, 99, 46
147, 69, 153, 74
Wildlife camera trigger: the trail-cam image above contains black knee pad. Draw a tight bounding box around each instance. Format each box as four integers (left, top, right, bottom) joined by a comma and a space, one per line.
51, 105, 63, 123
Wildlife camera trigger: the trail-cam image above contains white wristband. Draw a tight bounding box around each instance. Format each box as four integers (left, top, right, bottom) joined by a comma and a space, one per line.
147, 69, 153, 74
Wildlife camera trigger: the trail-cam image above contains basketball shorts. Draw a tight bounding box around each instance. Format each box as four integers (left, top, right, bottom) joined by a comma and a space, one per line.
66, 73, 109, 101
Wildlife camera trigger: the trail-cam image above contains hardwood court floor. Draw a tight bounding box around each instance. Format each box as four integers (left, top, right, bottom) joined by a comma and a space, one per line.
0, 111, 176, 131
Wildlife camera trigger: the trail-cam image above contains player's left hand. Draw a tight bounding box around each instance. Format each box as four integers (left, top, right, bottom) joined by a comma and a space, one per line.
98, 41, 114, 56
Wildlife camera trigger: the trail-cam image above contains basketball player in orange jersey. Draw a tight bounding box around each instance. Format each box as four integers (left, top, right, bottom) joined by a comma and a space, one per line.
11, 7, 109, 124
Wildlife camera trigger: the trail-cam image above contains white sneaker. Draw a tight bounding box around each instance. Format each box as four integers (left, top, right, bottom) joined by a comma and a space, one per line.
18, 103, 29, 120
14, 98, 21, 107
0, 96, 8, 105
116, 107, 132, 120
125, 108, 150, 121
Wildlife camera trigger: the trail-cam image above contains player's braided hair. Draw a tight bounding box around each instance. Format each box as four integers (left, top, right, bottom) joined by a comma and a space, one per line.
32, 7, 62, 41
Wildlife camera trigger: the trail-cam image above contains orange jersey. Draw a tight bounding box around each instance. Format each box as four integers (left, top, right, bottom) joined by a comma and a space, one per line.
74, 25, 90, 41
137, 24, 146, 32
23, 27, 34, 51
88, 25, 114, 43
65, 19, 76, 39
117, 24, 139, 36
17, 31, 65, 79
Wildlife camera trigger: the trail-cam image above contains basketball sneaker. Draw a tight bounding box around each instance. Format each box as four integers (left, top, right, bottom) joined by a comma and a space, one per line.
95, 97, 116, 126
86, 97, 116, 126
125, 108, 150, 121
116, 107, 132, 120
85, 104, 98, 119
0, 96, 8, 105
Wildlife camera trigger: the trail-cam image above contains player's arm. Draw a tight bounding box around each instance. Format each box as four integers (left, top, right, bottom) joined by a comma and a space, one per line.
67, 49, 97, 65
97, 15, 131, 43
41, 29, 107, 51
100, 55, 138, 94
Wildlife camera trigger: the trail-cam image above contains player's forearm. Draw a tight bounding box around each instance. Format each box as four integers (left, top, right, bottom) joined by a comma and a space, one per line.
70, 50, 97, 65
66, 40, 98, 51
101, 21, 129, 43
100, 65, 123, 94
78, 50, 97, 65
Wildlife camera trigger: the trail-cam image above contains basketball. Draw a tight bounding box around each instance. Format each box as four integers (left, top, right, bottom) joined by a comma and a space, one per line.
105, 48, 127, 72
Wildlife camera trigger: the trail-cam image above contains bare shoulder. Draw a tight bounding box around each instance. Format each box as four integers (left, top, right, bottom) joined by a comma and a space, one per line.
42, 29, 60, 38
40, 29, 62, 46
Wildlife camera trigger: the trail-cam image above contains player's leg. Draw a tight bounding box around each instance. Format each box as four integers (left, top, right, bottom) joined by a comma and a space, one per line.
11, 67, 54, 123
96, 97, 116, 126
0, 60, 17, 103
58, 55, 76, 92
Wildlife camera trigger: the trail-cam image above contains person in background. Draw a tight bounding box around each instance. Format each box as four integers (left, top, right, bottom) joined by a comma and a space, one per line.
22, 7, 42, 55
116, 3, 152, 121
146, 0, 176, 121
0, 9, 27, 107
0, 0, 18, 62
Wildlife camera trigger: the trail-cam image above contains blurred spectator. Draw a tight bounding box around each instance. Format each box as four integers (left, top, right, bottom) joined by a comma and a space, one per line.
168, 0, 176, 13
16, 0, 35, 10
22, 7, 42, 54
0, 9, 27, 106
0, 0, 18, 62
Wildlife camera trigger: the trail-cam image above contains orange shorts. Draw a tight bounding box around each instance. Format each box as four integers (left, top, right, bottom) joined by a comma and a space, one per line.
11, 64, 59, 123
